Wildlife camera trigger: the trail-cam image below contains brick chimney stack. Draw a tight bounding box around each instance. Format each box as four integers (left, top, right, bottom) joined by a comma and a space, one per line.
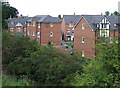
74, 12, 75, 15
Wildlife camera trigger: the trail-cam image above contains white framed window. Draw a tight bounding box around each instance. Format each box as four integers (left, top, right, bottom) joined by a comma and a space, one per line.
82, 23, 85, 29
25, 22, 26, 25
82, 50, 84, 57
18, 28, 21, 32
69, 23, 73, 27
33, 32, 35, 36
37, 32, 40, 38
50, 32, 53, 37
33, 22, 35, 26
82, 37, 84, 43
28, 22, 30, 26
109, 37, 113, 43
38, 23, 40, 28
28, 31, 29, 35
10, 28, 14, 31
67, 29, 70, 32
100, 29, 109, 37
50, 23, 53, 27
24, 28, 26, 32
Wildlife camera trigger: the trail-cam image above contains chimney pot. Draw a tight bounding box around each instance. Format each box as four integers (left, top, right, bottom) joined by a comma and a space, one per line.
74, 12, 75, 15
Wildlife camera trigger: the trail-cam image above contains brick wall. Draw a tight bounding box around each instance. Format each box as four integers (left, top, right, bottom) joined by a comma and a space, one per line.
26, 18, 37, 40
41, 23, 61, 46
74, 17, 96, 59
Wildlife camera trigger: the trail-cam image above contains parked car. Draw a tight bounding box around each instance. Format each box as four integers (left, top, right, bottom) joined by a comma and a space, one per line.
65, 44, 68, 48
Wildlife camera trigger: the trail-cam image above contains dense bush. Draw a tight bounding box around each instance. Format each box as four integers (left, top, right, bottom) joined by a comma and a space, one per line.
2, 72, 35, 86
71, 37, 120, 87
2, 31, 85, 86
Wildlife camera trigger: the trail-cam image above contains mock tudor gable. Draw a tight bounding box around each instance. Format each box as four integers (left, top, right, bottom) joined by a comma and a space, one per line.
74, 15, 119, 59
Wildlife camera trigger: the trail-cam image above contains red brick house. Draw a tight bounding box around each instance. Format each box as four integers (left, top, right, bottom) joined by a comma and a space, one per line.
8, 15, 62, 46
8, 17, 31, 36
61, 15, 81, 41
74, 15, 119, 59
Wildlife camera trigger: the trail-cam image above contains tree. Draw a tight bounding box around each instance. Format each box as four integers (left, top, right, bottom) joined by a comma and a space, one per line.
58, 15, 61, 19
20, 14, 24, 18
2, 1, 19, 30
71, 37, 120, 87
2, 31, 86, 86
105, 11, 110, 16
113, 11, 120, 16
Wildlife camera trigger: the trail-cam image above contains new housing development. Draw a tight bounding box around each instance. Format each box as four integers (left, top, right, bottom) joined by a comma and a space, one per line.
8, 14, 119, 59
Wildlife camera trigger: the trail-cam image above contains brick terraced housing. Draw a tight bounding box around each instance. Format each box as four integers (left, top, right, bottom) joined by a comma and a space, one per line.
8, 15, 62, 46
8, 14, 120, 59
73, 15, 119, 59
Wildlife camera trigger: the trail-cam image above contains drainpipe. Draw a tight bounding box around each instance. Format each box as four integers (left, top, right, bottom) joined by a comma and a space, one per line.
95, 31, 97, 60
40, 23, 41, 45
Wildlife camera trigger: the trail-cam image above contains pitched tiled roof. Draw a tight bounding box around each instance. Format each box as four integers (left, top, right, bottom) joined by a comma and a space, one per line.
63, 15, 82, 24
34, 15, 62, 23
8, 15, 62, 27
74, 15, 120, 31
8, 17, 32, 27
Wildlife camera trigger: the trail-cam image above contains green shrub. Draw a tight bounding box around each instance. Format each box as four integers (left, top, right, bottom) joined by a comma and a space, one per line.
2, 31, 85, 86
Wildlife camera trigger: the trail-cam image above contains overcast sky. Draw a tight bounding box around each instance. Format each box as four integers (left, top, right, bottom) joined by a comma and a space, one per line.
9, 0, 120, 17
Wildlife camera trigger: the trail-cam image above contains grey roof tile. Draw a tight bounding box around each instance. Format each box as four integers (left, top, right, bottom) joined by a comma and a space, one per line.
8, 17, 32, 27
74, 15, 120, 31
8, 15, 61, 27
63, 15, 82, 24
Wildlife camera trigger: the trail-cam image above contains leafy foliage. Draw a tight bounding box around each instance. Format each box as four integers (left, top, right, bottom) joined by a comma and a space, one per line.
71, 37, 120, 87
2, 31, 85, 86
2, 2, 19, 30
2, 72, 36, 86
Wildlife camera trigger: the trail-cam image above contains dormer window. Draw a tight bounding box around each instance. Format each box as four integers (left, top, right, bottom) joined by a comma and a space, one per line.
16, 22, 23, 27
82, 23, 85, 29
100, 17, 110, 29
69, 23, 73, 27
50, 23, 53, 27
